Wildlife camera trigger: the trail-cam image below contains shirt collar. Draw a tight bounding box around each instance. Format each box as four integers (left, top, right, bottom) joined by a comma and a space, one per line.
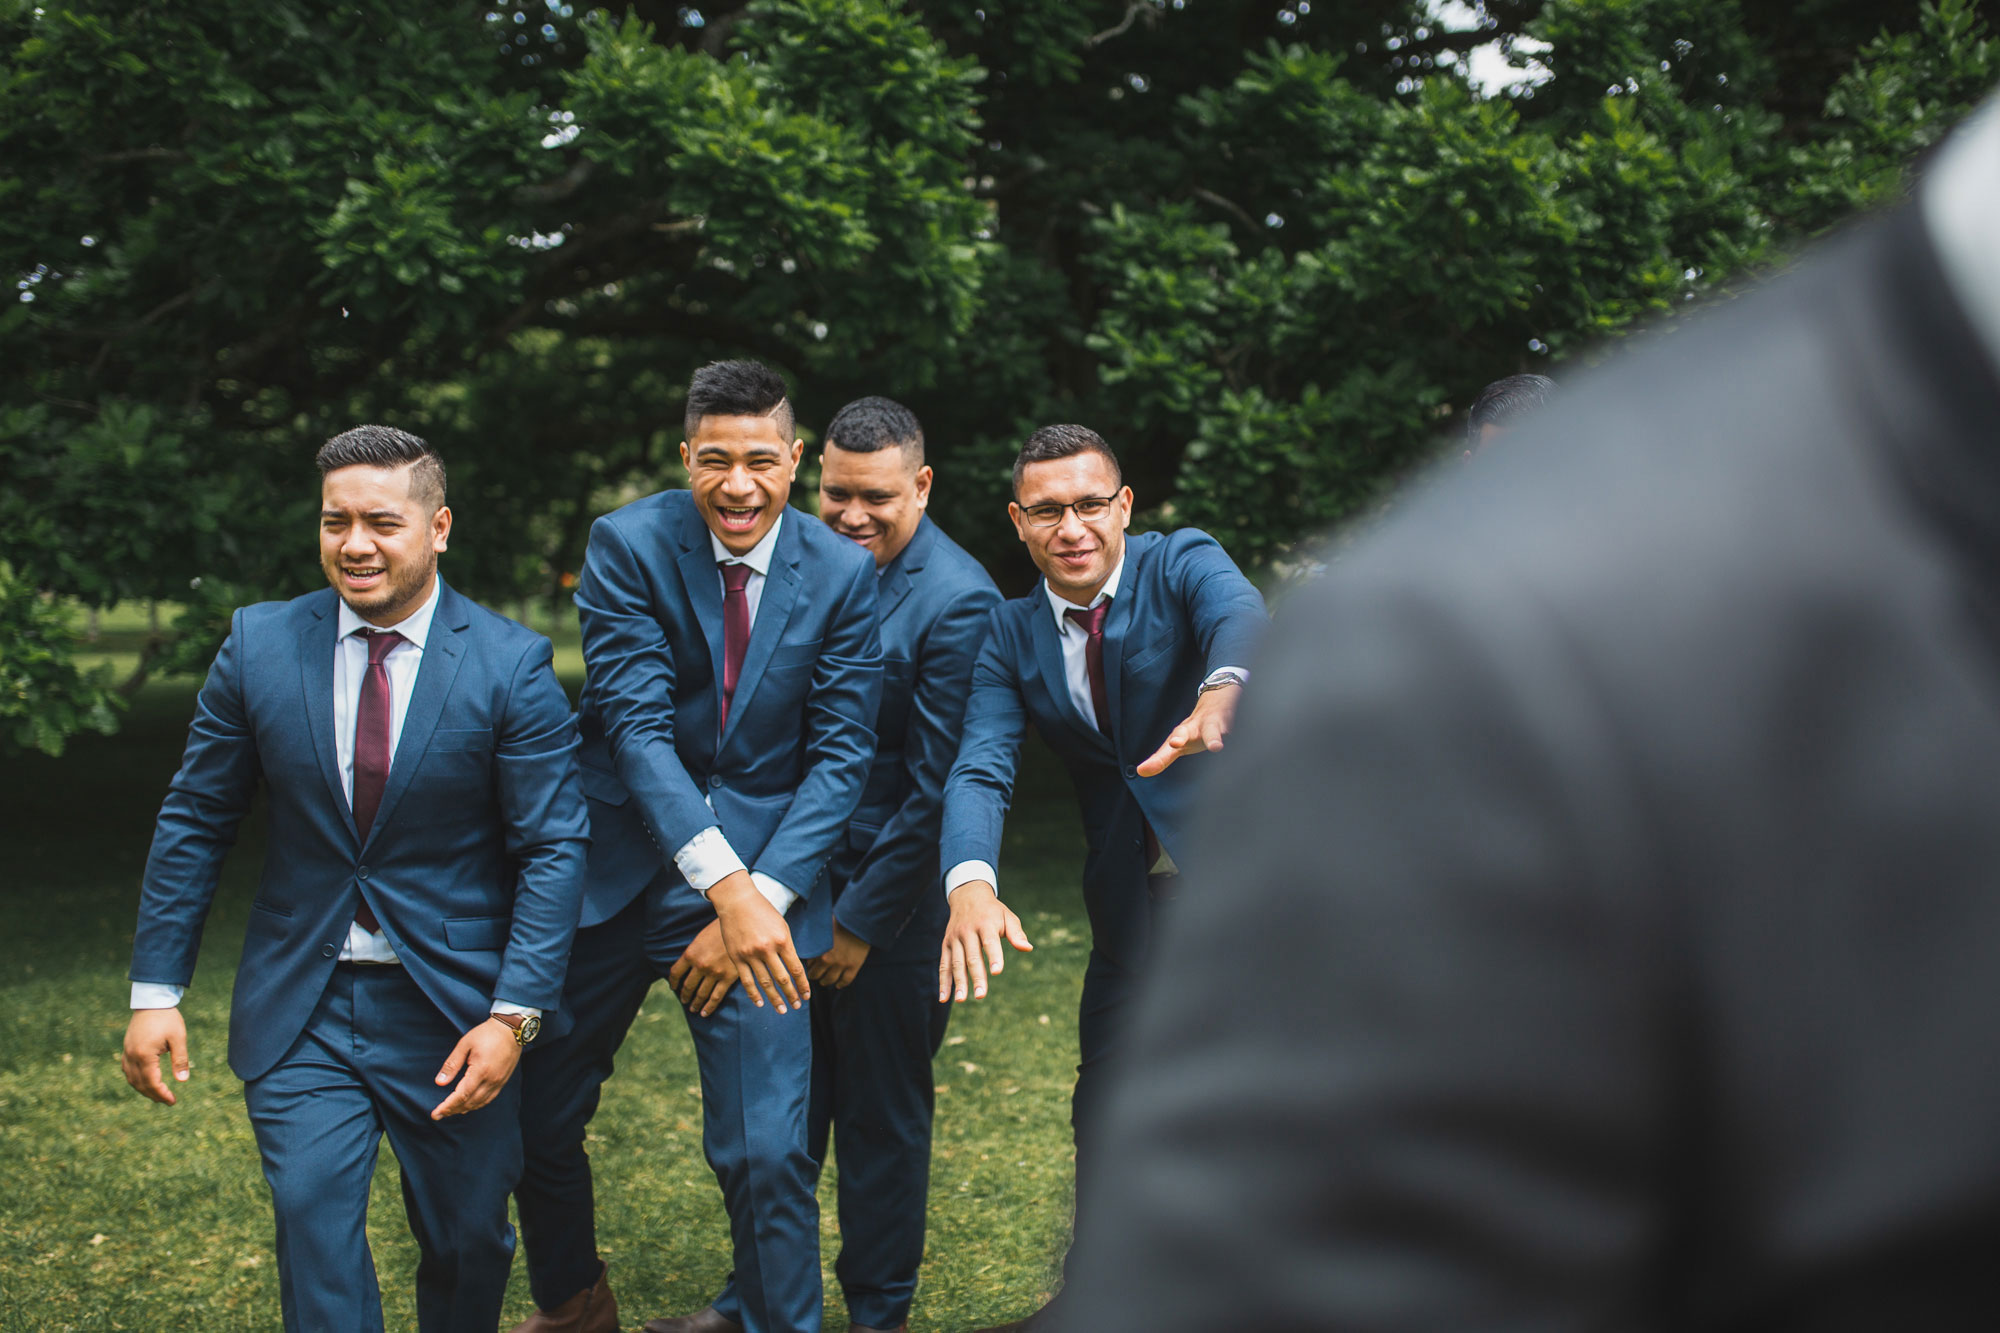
710, 510, 784, 577
1922, 100, 2000, 374
1046, 548, 1127, 634
338, 574, 441, 650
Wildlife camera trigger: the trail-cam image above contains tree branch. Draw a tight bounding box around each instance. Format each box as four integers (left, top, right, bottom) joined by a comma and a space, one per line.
1191, 186, 1261, 234
1090, 2, 1152, 47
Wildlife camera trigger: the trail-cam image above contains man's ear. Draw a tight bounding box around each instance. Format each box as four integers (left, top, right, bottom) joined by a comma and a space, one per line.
432, 505, 453, 553
790, 439, 806, 472
915, 465, 934, 508
1008, 501, 1029, 542
1118, 485, 1135, 530
679, 440, 693, 476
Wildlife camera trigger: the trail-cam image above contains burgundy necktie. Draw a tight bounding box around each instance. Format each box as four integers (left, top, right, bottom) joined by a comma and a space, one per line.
350, 628, 404, 931
1064, 602, 1113, 736
720, 563, 753, 733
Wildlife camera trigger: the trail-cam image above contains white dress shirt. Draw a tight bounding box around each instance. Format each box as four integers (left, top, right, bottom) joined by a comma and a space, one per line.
1924, 102, 2000, 372
945, 550, 1246, 898
670, 514, 799, 917
134, 578, 532, 1017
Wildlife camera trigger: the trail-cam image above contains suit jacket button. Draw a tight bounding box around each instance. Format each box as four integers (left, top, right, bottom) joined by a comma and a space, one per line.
321, 944, 337, 958
709, 774, 724, 789
357, 865, 370, 880
1123, 765, 1138, 779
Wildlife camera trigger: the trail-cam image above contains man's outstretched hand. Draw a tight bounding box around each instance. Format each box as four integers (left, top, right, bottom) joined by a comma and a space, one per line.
1136, 682, 1241, 777
122, 1007, 192, 1105
939, 881, 1033, 1002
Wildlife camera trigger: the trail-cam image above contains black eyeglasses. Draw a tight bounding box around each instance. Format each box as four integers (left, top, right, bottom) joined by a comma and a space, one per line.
1020, 494, 1120, 527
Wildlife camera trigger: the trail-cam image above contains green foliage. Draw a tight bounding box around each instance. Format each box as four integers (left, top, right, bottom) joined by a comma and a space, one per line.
0, 566, 121, 756
4, 0, 1998, 747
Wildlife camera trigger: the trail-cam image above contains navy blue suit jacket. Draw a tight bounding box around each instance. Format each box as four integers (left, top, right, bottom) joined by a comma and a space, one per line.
940, 528, 1266, 966
572, 492, 883, 957
129, 582, 591, 1082
828, 517, 1001, 952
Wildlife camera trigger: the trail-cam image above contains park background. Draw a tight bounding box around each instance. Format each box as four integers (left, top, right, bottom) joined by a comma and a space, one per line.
2, 0, 1995, 1327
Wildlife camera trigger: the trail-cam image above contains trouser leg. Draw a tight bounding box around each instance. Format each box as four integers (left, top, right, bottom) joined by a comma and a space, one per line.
242, 968, 386, 1333
814, 955, 951, 1330
686, 982, 822, 1333
342, 965, 523, 1333
513, 898, 656, 1310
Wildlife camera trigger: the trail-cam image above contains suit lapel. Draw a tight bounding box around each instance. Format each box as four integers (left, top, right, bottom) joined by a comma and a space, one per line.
675, 503, 728, 698
877, 517, 931, 624
1029, 588, 1113, 753
1101, 535, 1149, 738
298, 595, 357, 842
362, 583, 470, 851
722, 512, 804, 748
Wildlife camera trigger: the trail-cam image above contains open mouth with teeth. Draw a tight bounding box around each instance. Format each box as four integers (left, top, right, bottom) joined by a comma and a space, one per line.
716, 504, 764, 533
341, 566, 388, 591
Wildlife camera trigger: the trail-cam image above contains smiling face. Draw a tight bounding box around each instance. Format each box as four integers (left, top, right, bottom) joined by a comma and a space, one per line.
819, 441, 932, 568
1010, 451, 1132, 605
319, 463, 451, 626
682, 414, 803, 555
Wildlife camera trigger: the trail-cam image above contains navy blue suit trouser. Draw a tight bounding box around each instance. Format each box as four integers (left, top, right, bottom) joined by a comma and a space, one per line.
515, 882, 821, 1333
243, 963, 522, 1333
807, 917, 952, 1329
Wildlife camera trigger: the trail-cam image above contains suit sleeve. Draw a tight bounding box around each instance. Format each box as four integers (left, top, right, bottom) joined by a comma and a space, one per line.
938, 606, 1029, 884
835, 580, 1002, 947
1056, 575, 1667, 1333
574, 515, 720, 863
751, 553, 884, 896
129, 609, 264, 987
490, 636, 589, 1013
1171, 529, 1267, 672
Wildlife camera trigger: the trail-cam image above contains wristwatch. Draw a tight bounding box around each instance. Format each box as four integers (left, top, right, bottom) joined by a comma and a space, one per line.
489, 1011, 542, 1046
1198, 667, 1248, 695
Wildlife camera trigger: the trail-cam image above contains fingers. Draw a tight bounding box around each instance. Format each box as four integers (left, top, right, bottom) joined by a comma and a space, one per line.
778, 943, 809, 1009
435, 1033, 473, 1088
667, 955, 692, 989
167, 1026, 191, 1086
124, 1048, 173, 1105
972, 922, 1007, 995
942, 934, 971, 1003
1135, 728, 1190, 776
805, 957, 830, 985
431, 1077, 476, 1120
1002, 909, 1035, 954
694, 972, 733, 1018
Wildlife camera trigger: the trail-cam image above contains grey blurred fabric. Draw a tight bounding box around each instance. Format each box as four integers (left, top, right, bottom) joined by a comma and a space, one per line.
1053, 183, 2000, 1328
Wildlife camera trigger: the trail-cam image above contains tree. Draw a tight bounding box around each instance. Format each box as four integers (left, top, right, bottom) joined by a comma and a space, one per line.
3, 0, 1994, 751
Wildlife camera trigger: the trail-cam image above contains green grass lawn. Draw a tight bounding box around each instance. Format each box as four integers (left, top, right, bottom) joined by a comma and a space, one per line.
0, 669, 1093, 1331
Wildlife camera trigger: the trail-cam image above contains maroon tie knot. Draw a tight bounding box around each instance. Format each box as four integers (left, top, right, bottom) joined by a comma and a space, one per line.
1064, 602, 1108, 638
721, 562, 753, 593
360, 627, 405, 665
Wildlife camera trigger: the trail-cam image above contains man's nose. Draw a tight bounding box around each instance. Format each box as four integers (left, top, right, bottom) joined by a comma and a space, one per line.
1054, 507, 1089, 541
342, 527, 377, 558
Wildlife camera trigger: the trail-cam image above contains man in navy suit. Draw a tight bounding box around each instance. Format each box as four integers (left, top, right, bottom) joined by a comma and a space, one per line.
510, 361, 883, 1333
805, 396, 1002, 1333
938, 424, 1266, 1331
121, 425, 589, 1333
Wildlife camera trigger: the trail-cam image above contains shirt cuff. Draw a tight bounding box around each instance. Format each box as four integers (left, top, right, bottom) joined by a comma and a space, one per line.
490, 1001, 542, 1020
945, 860, 999, 898
131, 982, 186, 1009
749, 871, 798, 917
674, 825, 748, 895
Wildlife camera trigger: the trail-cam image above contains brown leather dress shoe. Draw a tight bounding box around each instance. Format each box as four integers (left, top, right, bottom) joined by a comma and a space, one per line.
508, 1261, 620, 1333
641, 1307, 743, 1333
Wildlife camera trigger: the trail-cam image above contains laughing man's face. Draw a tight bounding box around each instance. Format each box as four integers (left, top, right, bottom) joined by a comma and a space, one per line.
682, 415, 803, 556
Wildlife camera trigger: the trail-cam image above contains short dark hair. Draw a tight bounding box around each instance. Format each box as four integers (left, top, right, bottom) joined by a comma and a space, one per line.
685, 359, 795, 444
1012, 424, 1122, 498
1467, 373, 1556, 441
315, 424, 446, 512
825, 395, 924, 465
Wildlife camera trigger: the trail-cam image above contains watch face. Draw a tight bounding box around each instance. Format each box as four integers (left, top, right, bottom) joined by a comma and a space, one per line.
519, 1014, 542, 1044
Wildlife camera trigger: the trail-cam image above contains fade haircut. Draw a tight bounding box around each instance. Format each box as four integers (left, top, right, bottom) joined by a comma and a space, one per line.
1467, 373, 1556, 442
315, 424, 447, 512
685, 359, 795, 445
825, 395, 925, 466
1012, 423, 1122, 498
